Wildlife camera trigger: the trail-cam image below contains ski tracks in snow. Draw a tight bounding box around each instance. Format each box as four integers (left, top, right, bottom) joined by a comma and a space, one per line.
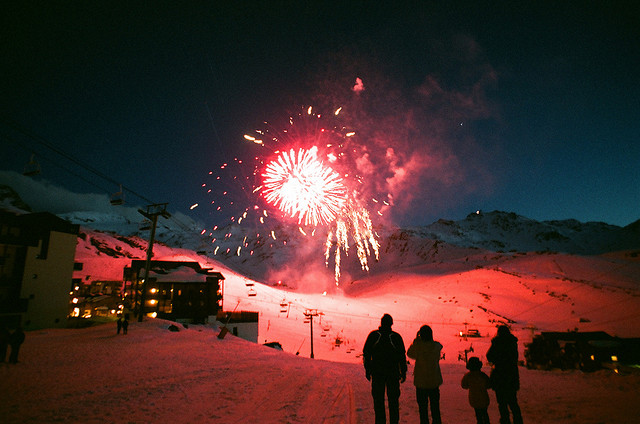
228, 358, 358, 423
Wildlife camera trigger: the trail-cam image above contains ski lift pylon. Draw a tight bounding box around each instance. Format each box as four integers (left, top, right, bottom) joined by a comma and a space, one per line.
23, 154, 41, 176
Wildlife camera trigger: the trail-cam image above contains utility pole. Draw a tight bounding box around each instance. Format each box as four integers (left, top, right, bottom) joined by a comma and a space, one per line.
137, 203, 171, 322
304, 309, 319, 359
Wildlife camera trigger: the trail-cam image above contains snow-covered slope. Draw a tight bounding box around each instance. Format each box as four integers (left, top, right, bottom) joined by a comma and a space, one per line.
3, 179, 640, 363
2, 319, 640, 424
71, 225, 640, 367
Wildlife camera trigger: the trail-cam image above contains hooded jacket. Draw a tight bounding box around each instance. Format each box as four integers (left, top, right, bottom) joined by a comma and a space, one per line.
486, 332, 520, 391
407, 337, 443, 389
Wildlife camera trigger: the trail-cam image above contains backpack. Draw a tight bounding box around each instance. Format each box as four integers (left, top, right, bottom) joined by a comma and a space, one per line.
371, 330, 400, 364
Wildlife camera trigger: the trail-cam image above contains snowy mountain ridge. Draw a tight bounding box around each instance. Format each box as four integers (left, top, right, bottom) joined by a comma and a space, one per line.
408, 210, 639, 255
2, 180, 638, 287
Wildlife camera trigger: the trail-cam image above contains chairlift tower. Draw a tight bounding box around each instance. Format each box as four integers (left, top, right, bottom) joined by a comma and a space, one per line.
137, 203, 171, 322
304, 309, 319, 359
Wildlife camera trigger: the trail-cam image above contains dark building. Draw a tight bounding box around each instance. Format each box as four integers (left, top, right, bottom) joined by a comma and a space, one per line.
0, 211, 79, 329
123, 260, 224, 324
525, 331, 640, 372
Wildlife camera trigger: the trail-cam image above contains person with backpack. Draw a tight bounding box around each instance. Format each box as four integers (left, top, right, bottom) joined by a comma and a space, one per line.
363, 314, 407, 424
407, 325, 443, 424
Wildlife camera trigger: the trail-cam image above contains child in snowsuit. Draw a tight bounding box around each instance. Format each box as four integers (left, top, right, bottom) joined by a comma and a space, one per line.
461, 356, 491, 424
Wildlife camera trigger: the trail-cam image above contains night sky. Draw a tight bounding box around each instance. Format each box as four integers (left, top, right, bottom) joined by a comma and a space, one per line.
1, 1, 638, 228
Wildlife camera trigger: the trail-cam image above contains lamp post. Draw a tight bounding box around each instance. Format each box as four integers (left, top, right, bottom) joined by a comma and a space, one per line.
137, 203, 171, 322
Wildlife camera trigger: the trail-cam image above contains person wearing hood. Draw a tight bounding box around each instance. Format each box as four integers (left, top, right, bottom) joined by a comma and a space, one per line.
363, 314, 407, 424
486, 325, 523, 424
407, 325, 443, 424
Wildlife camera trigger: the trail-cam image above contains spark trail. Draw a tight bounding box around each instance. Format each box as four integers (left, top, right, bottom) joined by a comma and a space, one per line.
202, 106, 385, 286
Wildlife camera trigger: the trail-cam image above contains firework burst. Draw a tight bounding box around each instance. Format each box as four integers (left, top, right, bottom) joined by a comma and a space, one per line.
201, 106, 386, 286
261, 147, 347, 226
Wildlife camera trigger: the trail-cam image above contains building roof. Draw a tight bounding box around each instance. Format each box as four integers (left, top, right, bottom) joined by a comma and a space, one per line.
127, 260, 224, 282
150, 266, 216, 283
0, 210, 79, 246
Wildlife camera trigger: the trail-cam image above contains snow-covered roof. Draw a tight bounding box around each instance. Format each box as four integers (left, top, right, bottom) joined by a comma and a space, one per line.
149, 266, 211, 283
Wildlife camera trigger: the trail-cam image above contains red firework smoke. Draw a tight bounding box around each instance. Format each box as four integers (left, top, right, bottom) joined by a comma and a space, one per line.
261, 147, 347, 226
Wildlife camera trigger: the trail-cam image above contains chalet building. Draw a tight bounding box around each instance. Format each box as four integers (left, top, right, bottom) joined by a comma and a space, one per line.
123, 260, 224, 324
0, 211, 79, 329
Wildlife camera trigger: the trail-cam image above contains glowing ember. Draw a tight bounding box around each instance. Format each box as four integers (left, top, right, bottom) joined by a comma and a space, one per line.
261, 147, 347, 226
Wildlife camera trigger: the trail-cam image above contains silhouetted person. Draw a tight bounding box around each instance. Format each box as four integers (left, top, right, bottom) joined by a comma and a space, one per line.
122, 316, 129, 335
363, 314, 407, 424
462, 356, 491, 424
117, 317, 123, 334
9, 326, 25, 364
407, 325, 443, 424
0, 324, 9, 362
486, 326, 523, 424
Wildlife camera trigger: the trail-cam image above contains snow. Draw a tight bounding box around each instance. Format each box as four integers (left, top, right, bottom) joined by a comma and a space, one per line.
9, 253, 639, 423
2, 319, 639, 424
3, 252, 640, 423
2, 178, 640, 422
